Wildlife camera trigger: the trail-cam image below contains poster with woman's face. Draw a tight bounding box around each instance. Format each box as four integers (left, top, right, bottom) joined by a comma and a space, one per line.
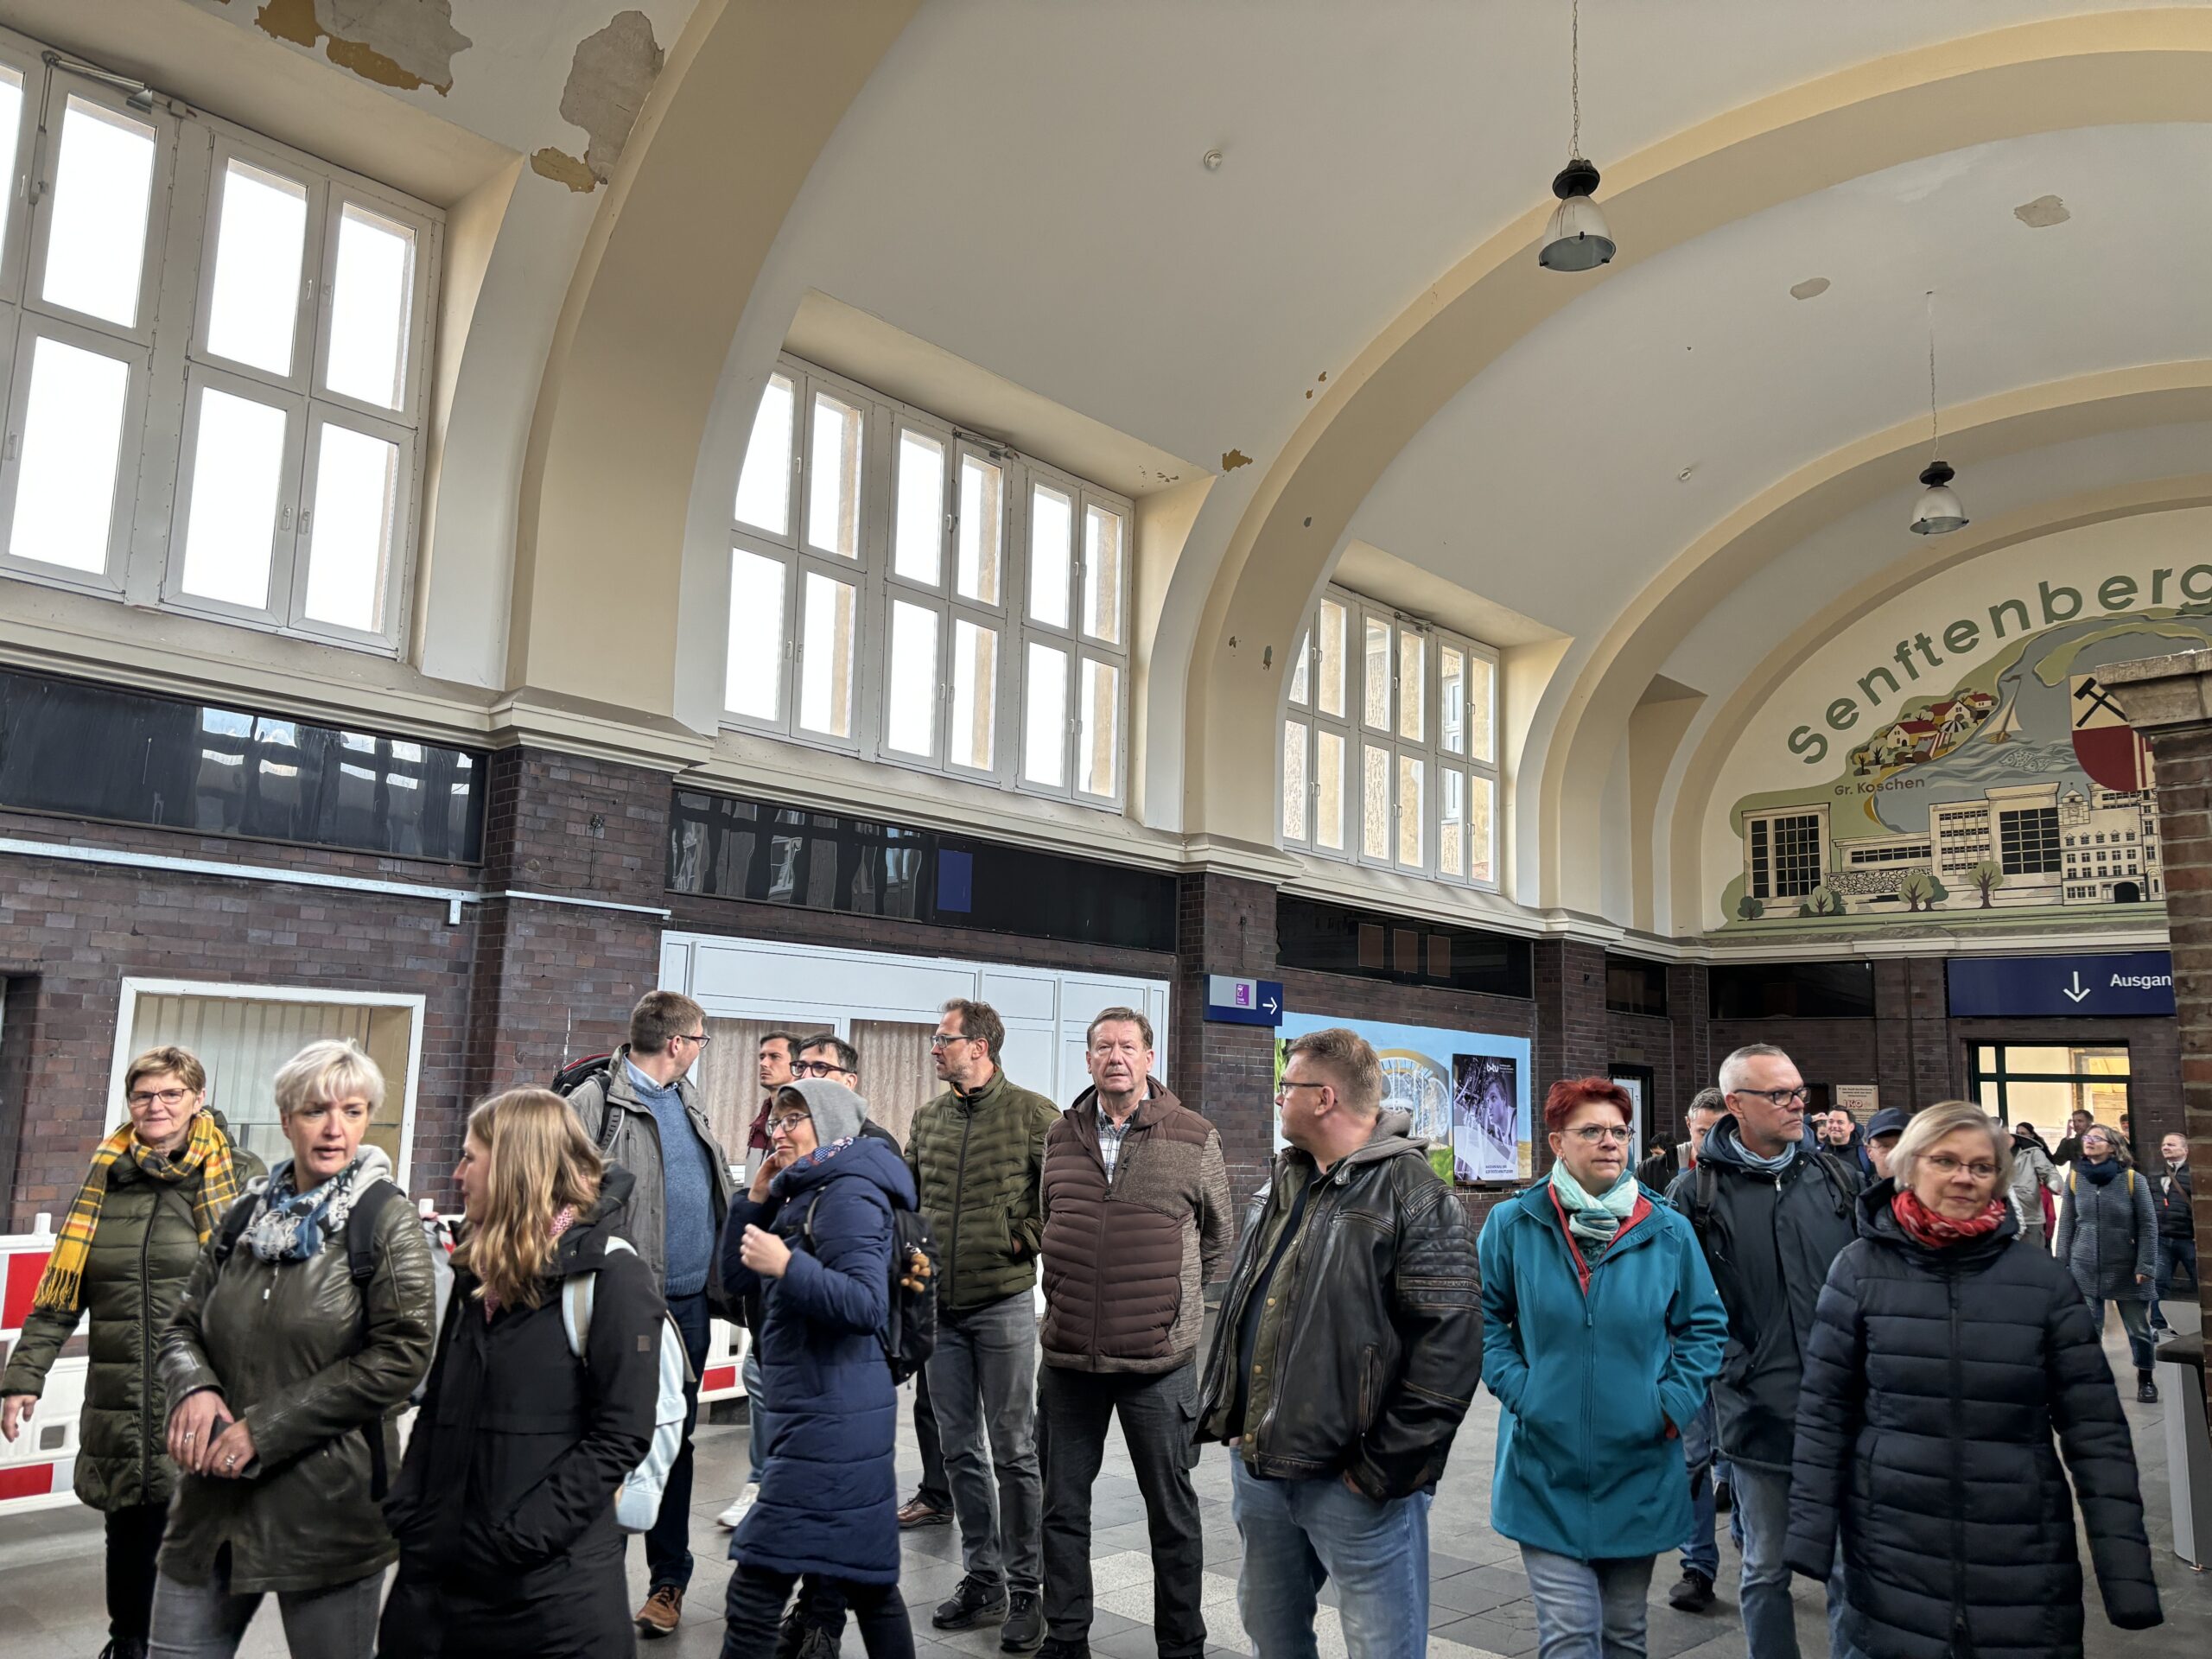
1452, 1054, 1521, 1181
1271, 1010, 1530, 1182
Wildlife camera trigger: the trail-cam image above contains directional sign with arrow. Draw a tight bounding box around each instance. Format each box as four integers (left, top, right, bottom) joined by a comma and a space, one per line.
1946, 952, 2174, 1019
1205, 976, 1285, 1027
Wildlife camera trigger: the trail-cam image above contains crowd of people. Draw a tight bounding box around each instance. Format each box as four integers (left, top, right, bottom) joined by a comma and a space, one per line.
0, 994, 2190, 1659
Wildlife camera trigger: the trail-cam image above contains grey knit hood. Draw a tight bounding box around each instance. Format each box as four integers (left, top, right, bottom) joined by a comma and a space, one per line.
777, 1078, 870, 1147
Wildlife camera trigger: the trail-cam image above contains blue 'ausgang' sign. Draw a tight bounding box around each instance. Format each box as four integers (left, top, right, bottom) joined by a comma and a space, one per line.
1945, 951, 2175, 1019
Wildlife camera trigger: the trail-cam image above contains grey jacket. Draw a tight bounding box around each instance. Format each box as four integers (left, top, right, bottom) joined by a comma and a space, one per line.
2007, 1139, 2059, 1217
2055, 1164, 2157, 1304
565, 1046, 735, 1294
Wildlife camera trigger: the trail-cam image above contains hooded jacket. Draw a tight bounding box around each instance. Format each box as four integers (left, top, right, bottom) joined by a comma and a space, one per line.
156, 1158, 438, 1595
1787, 1182, 2162, 1659
378, 1168, 663, 1658
2053, 1162, 2156, 1303
2007, 1135, 2060, 1219
1195, 1109, 1480, 1501
1666, 1116, 1860, 1472
2152, 1159, 2195, 1243
1040, 1078, 1232, 1374
1478, 1179, 1726, 1561
905, 1066, 1058, 1313
563, 1045, 734, 1294
721, 1131, 918, 1585
0, 1113, 263, 1513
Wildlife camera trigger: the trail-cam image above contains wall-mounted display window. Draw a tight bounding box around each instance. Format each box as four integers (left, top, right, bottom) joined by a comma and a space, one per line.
1605, 957, 1669, 1017
1708, 959, 1875, 1020
1274, 896, 1531, 999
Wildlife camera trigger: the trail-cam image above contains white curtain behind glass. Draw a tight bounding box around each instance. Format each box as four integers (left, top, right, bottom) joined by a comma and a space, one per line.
849, 1020, 940, 1149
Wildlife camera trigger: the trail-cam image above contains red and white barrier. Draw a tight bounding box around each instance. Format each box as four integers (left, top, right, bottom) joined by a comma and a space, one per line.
0, 1217, 86, 1514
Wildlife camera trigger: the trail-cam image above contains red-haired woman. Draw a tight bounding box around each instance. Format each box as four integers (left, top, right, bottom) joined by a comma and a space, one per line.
1478, 1079, 1727, 1659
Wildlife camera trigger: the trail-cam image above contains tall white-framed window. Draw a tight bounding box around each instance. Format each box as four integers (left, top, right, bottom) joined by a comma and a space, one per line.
1281, 583, 1498, 888
106, 977, 428, 1186
725, 354, 1133, 811
0, 32, 440, 656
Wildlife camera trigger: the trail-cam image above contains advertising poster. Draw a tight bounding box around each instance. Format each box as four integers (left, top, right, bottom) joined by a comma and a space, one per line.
1274, 1010, 1531, 1183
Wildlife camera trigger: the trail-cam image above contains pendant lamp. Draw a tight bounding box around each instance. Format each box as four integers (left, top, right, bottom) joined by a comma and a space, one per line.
1909, 291, 1967, 536
1539, 0, 1615, 272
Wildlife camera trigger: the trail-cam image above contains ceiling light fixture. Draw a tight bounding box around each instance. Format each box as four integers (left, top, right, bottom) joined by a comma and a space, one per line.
1909, 289, 1967, 536
1539, 0, 1615, 272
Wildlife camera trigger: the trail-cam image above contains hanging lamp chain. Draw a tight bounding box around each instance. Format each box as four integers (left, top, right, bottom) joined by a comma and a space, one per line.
1570, 0, 1582, 160
1925, 288, 1940, 461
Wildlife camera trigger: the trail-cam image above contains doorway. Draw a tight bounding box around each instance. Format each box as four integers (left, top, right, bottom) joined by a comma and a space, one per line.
1969, 1042, 2131, 1147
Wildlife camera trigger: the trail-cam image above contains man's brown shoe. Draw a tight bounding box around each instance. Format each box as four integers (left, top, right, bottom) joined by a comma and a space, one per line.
898, 1495, 951, 1529
637, 1585, 683, 1639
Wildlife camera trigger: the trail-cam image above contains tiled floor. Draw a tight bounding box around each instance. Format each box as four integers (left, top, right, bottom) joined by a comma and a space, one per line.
0, 1322, 2203, 1656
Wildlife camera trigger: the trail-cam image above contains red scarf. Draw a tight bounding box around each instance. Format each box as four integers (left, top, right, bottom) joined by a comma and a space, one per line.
1891, 1188, 2005, 1249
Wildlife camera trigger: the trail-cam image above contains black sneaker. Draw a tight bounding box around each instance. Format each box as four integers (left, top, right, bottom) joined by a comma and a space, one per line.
773, 1612, 838, 1659
1000, 1590, 1045, 1652
934, 1575, 1010, 1630
1667, 1567, 1717, 1612
1037, 1640, 1091, 1659
2137, 1373, 2159, 1404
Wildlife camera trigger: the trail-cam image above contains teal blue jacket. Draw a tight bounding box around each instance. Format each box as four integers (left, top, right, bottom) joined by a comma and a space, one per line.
1478, 1180, 1728, 1560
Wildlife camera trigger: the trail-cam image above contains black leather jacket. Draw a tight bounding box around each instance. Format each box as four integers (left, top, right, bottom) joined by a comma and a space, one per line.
1195, 1110, 1480, 1501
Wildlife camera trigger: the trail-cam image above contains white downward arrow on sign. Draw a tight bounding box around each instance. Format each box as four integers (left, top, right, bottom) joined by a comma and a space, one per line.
2063, 971, 2090, 1004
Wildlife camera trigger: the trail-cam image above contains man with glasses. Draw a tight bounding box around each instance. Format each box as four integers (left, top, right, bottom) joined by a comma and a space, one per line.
1668, 1045, 1862, 1659
563, 988, 734, 1641
1196, 1027, 1480, 1658
908, 1000, 1060, 1652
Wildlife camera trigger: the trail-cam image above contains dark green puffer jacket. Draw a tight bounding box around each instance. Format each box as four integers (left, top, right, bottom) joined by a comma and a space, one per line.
905, 1069, 1059, 1313
0, 1115, 264, 1512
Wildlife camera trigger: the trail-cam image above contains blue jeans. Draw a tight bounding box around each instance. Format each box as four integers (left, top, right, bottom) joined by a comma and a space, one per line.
1680, 1399, 1719, 1581
742, 1344, 772, 1487
1228, 1458, 1431, 1659
1732, 1462, 1861, 1659
1520, 1547, 1655, 1659
644, 1289, 714, 1592
2088, 1296, 2156, 1371
2155, 1238, 2198, 1327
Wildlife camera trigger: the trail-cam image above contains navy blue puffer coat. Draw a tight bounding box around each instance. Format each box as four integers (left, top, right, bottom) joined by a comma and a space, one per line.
720, 1135, 915, 1584
1786, 1181, 2161, 1659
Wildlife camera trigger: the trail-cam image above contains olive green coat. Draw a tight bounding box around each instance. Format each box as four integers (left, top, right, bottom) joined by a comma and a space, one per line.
0, 1117, 264, 1513
156, 1175, 436, 1594
904, 1069, 1059, 1313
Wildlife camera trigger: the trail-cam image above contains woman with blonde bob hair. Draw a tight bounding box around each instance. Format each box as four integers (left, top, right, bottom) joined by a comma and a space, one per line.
156, 1039, 435, 1658
1788, 1101, 2160, 1659
379, 1089, 664, 1659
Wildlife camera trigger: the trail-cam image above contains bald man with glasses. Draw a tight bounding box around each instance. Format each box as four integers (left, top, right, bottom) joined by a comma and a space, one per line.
1667, 1045, 1864, 1659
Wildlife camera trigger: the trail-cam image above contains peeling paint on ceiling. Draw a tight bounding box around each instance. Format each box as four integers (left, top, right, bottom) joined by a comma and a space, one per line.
1789, 276, 1831, 300
2014, 194, 2070, 228
560, 10, 665, 185
254, 0, 473, 96
531, 147, 598, 193
1221, 448, 1252, 472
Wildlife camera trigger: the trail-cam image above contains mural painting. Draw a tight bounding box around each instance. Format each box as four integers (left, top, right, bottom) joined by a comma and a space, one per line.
1719, 595, 2212, 932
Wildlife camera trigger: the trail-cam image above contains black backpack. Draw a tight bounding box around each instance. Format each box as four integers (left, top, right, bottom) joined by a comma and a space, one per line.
1688, 1147, 1857, 1246
802, 1194, 939, 1383
552, 1053, 623, 1154
211, 1179, 406, 1496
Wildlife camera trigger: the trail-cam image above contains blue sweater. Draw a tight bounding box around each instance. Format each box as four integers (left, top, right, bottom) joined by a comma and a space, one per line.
626, 1059, 715, 1297
1478, 1180, 1728, 1560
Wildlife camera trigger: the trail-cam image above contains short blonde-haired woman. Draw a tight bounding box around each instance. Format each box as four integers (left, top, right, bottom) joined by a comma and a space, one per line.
378, 1089, 664, 1659
1788, 1102, 2161, 1659
154, 1040, 435, 1659
0, 1047, 262, 1659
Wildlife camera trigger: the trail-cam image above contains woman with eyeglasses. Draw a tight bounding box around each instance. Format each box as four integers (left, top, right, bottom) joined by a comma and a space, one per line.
0, 1047, 264, 1659
2054, 1122, 2161, 1402
1478, 1078, 1727, 1659
1787, 1101, 2161, 1659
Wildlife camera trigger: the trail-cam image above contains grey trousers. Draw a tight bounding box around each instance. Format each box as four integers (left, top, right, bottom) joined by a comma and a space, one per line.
149, 1566, 383, 1659
925, 1290, 1042, 1592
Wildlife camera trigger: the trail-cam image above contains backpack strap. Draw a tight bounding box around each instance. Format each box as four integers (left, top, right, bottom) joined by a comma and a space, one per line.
340, 1179, 404, 1502
594, 1085, 623, 1157
210, 1191, 261, 1267
562, 1235, 637, 1363
1690, 1160, 1718, 1245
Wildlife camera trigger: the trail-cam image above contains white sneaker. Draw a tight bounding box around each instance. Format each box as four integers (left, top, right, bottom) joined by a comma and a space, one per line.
716, 1484, 760, 1529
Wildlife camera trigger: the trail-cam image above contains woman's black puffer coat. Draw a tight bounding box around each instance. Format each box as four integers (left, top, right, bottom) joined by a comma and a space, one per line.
1786, 1182, 2162, 1659
378, 1170, 664, 1658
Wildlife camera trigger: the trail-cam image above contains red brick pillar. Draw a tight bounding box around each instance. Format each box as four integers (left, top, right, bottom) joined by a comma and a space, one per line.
2101, 652, 2212, 1406
1532, 938, 1610, 1173
1173, 871, 1280, 1213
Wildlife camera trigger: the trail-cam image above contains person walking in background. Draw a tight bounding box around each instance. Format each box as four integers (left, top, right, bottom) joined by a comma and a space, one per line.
2054, 1109, 2095, 1168
378, 1090, 663, 1658
2009, 1119, 2062, 1249
153, 1040, 435, 1659
718, 1079, 918, 1659
2055, 1124, 2160, 1402
1667, 1045, 1862, 1659
1036, 1007, 1231, 1659
906, 1001, 1058, 1651
1862, 1109, 1909, 1185
720, 1030, 800, 1532
1, 1047, 263, 1659
1634, 1089, 1720, 1194
1197, 1027, 1480, 1659
1480, 1079, 1726, 1659
1654, 1088, 1726, 1614
563, 990, 734, 1640
2152, 1130, 2196, 1327
1788, 1101, 2163, 1658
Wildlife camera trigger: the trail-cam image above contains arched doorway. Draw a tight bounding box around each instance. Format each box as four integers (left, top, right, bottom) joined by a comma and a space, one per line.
2114, 881, 2143, 903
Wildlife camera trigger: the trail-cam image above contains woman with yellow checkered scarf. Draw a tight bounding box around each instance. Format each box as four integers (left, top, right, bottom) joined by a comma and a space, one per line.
0, 1046, 262, 1659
